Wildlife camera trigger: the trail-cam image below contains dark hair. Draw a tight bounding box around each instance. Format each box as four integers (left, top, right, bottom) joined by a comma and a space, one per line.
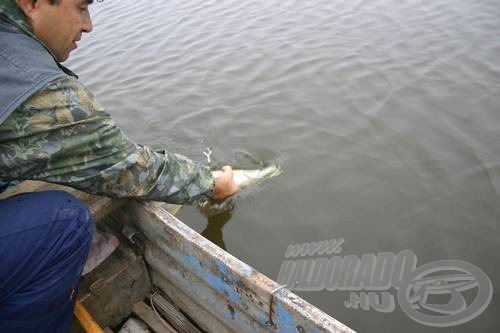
26, 0, 61, 5
46, 0, 95, 5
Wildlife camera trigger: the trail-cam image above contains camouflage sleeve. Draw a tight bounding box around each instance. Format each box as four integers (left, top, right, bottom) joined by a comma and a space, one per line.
0, 76, 215, 204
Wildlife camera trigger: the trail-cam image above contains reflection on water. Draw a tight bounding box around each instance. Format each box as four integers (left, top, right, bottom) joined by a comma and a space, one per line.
67, 0, 500, 331
200, 209, 234, 251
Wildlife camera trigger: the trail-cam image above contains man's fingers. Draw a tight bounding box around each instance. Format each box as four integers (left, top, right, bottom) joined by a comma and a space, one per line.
211, 165, 239, 200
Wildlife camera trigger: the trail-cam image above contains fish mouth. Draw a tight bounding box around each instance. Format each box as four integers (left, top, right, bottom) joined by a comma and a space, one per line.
262, 163, 283, 177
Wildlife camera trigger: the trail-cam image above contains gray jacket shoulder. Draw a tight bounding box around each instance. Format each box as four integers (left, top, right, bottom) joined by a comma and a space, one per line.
0, 20, 70, 124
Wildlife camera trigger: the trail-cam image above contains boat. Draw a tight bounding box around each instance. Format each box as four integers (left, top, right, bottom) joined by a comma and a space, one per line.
0, 181, 355, 333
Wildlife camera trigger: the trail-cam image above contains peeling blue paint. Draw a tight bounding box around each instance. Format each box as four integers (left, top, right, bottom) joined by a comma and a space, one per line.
182, 254, 244, 307
216, 259, 234, 281
275, 302, 295, 330
241, 265, 254, 277
182, 255, 202, 272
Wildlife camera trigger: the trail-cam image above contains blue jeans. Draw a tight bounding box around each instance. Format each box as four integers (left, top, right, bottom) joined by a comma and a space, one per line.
0, 190, 93, 333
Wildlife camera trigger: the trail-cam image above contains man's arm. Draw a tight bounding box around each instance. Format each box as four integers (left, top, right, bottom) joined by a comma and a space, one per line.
0, 76, 229, 204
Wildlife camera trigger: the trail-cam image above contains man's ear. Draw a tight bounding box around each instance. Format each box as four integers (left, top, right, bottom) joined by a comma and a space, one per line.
16, 0, 38, 18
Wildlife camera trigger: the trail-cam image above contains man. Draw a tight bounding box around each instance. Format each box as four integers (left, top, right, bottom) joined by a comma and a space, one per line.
0, 0, 239, 331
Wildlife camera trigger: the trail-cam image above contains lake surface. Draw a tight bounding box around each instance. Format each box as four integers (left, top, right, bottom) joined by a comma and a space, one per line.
66, 0, 500, 331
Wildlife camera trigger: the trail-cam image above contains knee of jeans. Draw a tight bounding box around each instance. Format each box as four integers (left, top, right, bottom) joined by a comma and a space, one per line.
49, 191, 94, 236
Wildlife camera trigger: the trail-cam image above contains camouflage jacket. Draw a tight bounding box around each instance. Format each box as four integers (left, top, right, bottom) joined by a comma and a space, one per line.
0, 0, 214, 204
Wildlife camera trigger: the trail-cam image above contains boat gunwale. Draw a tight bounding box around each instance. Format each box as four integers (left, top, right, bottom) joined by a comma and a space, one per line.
114, 200, 355, 333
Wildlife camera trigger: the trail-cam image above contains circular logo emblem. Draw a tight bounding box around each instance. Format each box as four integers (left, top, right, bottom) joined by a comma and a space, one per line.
397, 260, 492, 327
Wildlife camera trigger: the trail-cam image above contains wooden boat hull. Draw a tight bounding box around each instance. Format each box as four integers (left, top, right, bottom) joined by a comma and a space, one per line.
113, 201, 354, 333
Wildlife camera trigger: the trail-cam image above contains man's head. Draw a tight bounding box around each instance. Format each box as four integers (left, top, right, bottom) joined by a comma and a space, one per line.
16, 0, 93, 62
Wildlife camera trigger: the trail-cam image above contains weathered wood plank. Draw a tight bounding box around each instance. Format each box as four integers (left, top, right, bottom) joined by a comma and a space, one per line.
132, 301, 178, 333
152, 272, 235, 333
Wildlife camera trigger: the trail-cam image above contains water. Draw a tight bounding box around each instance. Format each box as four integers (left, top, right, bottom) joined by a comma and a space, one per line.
66, 0, 500, 331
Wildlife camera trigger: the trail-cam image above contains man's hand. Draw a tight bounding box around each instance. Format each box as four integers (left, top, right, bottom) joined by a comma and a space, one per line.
212, 166, 239, 200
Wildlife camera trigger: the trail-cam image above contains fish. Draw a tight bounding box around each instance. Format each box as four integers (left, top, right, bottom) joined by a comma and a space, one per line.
211, 163, 283, 188
195, 163, 282, 218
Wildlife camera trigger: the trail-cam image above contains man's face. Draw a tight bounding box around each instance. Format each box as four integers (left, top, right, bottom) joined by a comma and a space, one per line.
27, 0, 93, 62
